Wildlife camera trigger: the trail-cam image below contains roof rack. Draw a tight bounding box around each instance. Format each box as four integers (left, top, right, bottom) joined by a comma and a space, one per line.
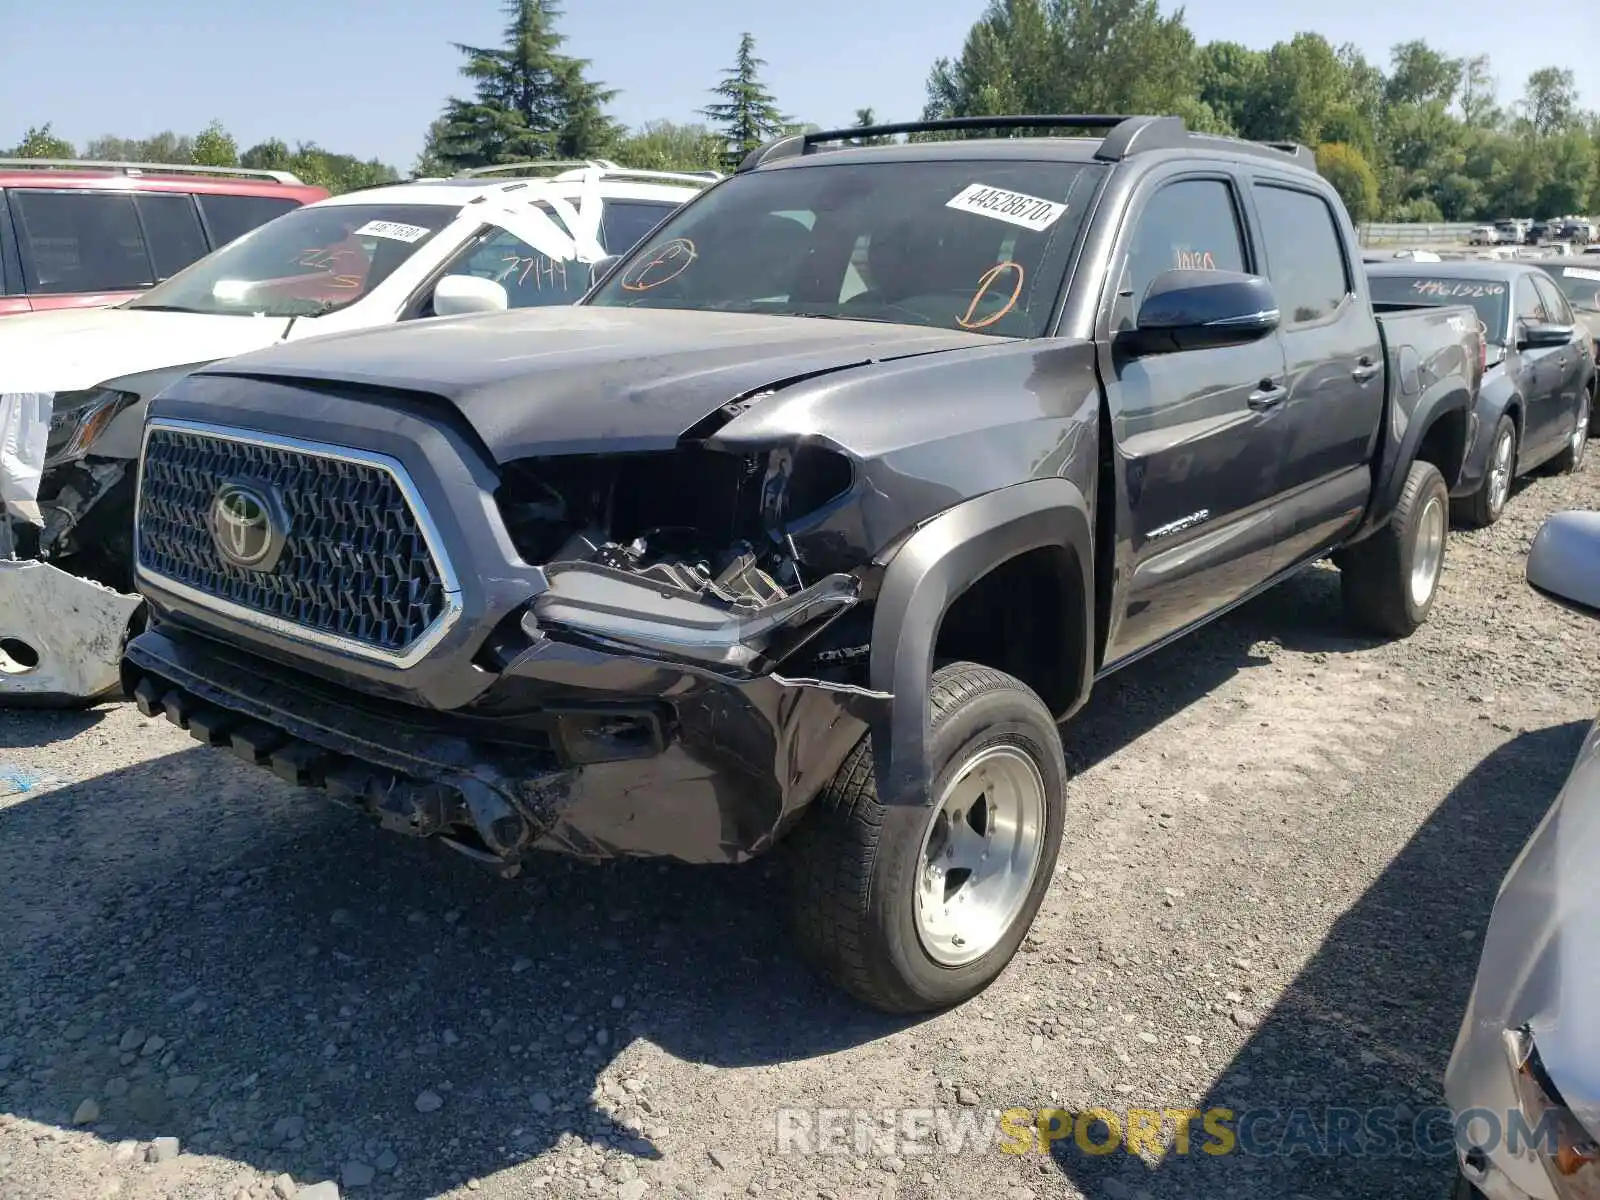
0, 157, 304, 184
456, 160, 722, 186
457, 160, 624, 178
737, 114, 1315, 172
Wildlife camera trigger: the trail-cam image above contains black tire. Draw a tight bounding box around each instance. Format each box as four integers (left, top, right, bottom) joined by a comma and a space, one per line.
1550, 387, 1591, 473
1340, 459, 1450, 637
1451, 413, 1517, 529
790, 661, 1067, 1014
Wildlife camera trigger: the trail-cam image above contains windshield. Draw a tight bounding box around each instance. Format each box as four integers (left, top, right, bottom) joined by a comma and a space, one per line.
1534, 264, 1600, 313
586, 160, 1100, 337
1368, 274, 1509, 345
125, 204, 451, 317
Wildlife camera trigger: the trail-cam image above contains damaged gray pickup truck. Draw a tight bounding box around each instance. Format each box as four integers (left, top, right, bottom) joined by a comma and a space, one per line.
122, 115, 1484, 1012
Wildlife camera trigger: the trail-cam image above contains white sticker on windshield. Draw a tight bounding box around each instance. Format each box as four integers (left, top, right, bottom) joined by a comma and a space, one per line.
1563, 267, 1600, 282
353, 220, 432, 244
946, 183, 1067, 232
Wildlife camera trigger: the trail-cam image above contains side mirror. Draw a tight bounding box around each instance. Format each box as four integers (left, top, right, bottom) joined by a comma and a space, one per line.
432, 274, 509, 317
1519, 321, 1575, 349
588, 255, 622, 288
1124, 270, 1280, 355
1527, 511, 1600, 617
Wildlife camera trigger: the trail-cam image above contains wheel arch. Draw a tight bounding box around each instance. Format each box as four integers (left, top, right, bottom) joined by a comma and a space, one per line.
867, 477, 1093, 808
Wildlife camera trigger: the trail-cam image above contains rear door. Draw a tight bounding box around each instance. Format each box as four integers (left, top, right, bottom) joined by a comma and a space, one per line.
1245, 177, 1384, 567
7, 188, 156, 308
1098, 169, 1290, 662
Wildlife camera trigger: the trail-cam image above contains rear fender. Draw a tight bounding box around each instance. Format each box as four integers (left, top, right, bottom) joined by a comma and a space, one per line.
867, 477, 1092, 807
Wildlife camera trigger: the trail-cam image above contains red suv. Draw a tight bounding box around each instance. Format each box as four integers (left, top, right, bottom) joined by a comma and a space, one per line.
0, 159, 329, 315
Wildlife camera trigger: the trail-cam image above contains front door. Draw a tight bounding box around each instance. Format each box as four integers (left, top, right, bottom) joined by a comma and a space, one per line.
1098, 173, 1289, 663
1512, 274, 1567, 461
1247, 179, 1385, 567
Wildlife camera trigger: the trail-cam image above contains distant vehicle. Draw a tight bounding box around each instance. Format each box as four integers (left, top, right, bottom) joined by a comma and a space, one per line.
1526, 220, 1551, 245
1557, 218, 1594, 244
0, 159, 329, 315
1468, 226, 1499, 246
1367, 260, 1595, 526
121, 113, 1486, 1013
1446, 509, 1600, 1200
1495, 218, 1527, 243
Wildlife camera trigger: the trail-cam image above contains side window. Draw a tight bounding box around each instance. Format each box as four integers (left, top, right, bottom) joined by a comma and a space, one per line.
1251, 184, 1352, 326
197, 194, 299, 248
438, 227, 591, 309
1515, 278, 1549, 325
1113, 179, 1247, 331
134, 194, 209, 280
11, 190, 154, 294
598, 202, 678, 256
0, 192, 22, 296
1531, 274, 1573, 325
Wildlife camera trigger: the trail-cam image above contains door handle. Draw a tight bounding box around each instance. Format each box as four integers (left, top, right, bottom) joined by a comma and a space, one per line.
1352, 356, 1381, 383
1247, 381, 1288, 410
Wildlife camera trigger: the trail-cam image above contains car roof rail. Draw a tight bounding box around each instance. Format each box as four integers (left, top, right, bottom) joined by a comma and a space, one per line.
456, 159, 623, 178
737, 114, 1316, 172
553, 166, 724, 185
0, 157, 305, 184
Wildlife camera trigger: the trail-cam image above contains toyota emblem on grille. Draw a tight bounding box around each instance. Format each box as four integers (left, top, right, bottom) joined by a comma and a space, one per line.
208, 483, 284, 571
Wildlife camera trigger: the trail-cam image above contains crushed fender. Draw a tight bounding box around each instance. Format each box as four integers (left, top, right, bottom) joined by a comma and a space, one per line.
0, 560, 144, 707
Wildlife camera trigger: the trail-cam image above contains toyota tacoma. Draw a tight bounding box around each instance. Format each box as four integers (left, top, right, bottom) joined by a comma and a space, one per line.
122, 115, 1484, 1012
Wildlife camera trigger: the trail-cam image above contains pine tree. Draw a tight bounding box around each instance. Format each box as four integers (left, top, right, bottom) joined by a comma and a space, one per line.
431, 0, 621, 171
850, 107, 893, 147
700, 33, 788, 166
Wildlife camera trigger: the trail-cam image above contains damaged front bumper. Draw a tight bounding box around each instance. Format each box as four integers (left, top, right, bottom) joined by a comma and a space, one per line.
123, 567, 889, 865
0, 559, 144, 706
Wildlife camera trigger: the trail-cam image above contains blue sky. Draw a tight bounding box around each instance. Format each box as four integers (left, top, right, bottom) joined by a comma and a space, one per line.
3, 0, 1596, 170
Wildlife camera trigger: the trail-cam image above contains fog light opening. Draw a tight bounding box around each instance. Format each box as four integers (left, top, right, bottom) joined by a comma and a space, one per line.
0, 637, 40, 674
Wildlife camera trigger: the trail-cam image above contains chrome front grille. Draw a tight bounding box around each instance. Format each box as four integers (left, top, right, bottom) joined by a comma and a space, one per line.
136, 421, 458, 663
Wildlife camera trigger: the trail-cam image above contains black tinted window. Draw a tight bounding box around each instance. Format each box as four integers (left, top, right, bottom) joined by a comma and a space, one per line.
1252, 184, 1350, 325
589, 161, 1099, 338
1540, 264, 1600, 313
1366, 274, 1509, 345
1116, 179, 1247, 329
599, 202, 676, 255
197, 194, 299, 247
134, 194, 208, 280
1531, 274, 1574, 325
1514, 278, 1548, 323
11, 190, 154, 294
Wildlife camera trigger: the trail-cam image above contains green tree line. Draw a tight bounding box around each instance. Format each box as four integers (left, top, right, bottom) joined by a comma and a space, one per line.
7, 0, 1597, 220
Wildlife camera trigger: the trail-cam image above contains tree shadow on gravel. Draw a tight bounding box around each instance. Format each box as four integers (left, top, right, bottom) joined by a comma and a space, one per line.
1050, 720, 1587, 1200
0, 566, 1391, 1198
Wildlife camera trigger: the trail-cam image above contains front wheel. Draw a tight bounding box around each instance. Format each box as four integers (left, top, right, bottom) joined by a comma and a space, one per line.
790, 661, 1067, 1013
1340, 459, 1450, 637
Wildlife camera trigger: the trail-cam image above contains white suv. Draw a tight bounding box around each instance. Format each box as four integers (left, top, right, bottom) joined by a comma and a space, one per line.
0, 162, 714, 701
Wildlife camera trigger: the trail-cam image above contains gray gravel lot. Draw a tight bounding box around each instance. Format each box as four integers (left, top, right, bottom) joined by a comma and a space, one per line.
2, 460, 1597, 1200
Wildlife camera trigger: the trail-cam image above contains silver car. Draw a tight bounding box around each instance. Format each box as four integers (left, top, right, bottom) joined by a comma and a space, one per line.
1447, 509, 1600, 1199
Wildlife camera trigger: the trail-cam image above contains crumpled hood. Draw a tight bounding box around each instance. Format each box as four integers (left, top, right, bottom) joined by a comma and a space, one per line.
195, 306, 999, 458
0, 307, 291, 394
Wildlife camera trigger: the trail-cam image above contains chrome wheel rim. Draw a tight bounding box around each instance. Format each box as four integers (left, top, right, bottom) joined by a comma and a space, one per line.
1488, 428, 1514, 516
914, 744, 1048, 968
1574, 395, 1591, 465
1410, 495, 1446, 609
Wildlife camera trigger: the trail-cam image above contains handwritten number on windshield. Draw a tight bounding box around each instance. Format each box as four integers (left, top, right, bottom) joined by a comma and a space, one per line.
621, 238, 697, 292
957, 261, 1025, 331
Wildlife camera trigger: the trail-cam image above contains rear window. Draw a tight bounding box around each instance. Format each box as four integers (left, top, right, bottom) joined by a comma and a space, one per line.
1368, 275, 1509, 346
198, 194, 301, 247
10, 190, 155, 295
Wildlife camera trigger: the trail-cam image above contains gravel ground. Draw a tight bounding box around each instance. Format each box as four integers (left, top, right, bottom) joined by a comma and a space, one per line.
1, 458, 1597, 1200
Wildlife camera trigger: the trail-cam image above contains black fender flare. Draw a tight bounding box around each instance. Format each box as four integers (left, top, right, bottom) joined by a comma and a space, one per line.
1359, 381, 1473, 541
866, 476, 1093, 807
